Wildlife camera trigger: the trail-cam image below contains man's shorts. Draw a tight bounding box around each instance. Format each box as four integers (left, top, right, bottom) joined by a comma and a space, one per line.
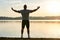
22, 20, 29, 29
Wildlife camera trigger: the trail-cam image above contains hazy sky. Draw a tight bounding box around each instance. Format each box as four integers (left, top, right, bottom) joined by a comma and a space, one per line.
0, 0, 60, 17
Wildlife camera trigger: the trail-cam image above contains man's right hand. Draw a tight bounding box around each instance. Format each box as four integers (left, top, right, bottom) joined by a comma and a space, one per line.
37, 6, 40, 9
11, 7, 13, 10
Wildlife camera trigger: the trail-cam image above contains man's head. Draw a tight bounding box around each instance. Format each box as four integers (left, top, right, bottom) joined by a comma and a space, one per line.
24, 4, 27, 10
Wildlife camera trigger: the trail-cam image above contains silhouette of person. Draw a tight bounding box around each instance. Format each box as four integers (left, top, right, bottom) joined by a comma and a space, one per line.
11, 4, 40, 38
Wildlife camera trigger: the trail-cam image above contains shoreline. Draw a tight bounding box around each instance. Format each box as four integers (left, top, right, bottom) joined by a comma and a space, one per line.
0, 37, 60, 40
0, 20, 60, 23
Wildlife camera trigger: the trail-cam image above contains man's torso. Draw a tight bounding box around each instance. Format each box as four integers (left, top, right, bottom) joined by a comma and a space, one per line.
20, 10, 32, 20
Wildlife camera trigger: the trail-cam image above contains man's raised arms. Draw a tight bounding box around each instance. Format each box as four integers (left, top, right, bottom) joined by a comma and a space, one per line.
11, 7, 20, 13
30, 6, 40, 12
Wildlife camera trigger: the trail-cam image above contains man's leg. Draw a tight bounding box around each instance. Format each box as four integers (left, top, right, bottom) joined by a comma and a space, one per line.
26, 20, 30, 38
21, 20, 25, 38
27, 28, 30, 38
21, 28, 24, 38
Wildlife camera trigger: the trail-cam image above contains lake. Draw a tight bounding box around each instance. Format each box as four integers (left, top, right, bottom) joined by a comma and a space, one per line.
0, 20, 60, 38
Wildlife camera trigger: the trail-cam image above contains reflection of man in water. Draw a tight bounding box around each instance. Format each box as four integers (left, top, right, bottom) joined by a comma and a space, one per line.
11, 4, 40, 38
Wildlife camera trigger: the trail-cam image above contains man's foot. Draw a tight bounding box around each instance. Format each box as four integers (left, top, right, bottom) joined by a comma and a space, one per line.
28, 36, 30, 39
21, 34, 23, 38
21, 36, 23, 39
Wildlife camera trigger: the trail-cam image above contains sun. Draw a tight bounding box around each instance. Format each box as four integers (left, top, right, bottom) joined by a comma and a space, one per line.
47, 1, 60, 15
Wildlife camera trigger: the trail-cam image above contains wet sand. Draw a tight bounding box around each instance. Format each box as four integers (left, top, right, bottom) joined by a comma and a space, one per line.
0, 37, 60, 40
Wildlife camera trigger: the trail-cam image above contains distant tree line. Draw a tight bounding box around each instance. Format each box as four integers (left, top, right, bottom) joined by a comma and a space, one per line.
0, 16, 60, 20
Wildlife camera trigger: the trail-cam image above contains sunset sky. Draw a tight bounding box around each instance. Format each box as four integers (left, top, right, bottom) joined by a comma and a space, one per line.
0, 0, 60, 17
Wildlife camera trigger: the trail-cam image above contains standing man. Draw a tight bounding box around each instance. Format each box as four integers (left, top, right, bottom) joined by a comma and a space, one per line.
11, 4, 40, 38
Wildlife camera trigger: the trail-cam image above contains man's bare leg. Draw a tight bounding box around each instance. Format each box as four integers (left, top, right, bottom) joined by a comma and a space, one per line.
21, 20, 25, 38
27, 28, 30, 38
21, 28, 24, 38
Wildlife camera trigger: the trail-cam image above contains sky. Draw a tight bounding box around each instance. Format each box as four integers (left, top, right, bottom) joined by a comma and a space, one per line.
0, 0, 60, 17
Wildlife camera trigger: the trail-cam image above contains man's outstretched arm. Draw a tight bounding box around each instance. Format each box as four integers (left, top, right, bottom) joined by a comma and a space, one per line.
11, 7, 20, 13
31, 6, 40, 12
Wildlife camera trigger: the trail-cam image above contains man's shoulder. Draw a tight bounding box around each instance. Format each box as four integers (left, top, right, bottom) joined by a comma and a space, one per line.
20, 9, 32, 12
20, 9, 31, 11
20, 10, 23, 11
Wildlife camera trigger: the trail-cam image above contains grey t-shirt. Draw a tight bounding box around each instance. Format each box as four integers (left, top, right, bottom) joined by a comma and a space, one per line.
19, 10, 33, 20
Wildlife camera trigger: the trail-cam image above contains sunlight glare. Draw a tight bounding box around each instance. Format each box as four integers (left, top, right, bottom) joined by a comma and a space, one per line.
47, 1, 60, 15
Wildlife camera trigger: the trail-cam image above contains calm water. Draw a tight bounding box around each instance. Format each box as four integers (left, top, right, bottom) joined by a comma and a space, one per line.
0, 20, 60, 38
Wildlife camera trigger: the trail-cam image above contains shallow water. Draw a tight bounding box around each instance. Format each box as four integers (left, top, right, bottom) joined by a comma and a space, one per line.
0, 20, 60, 38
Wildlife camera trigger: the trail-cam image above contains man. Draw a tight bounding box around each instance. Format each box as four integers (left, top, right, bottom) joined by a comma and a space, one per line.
11, 4, 40, 38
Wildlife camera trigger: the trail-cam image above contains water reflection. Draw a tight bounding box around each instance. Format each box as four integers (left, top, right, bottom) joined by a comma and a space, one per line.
0, 20, 60, 38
